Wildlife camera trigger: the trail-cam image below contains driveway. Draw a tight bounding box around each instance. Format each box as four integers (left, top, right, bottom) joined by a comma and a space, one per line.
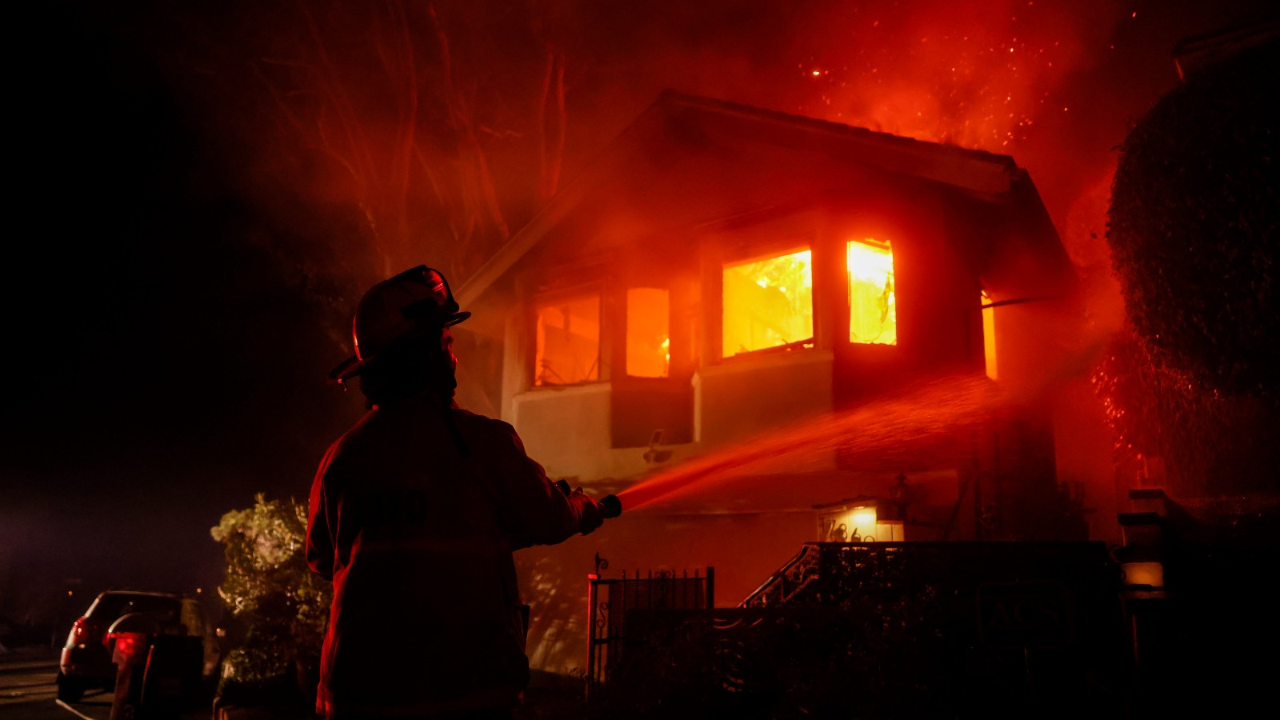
0, 646, 64, 720
1, 647, 208, 720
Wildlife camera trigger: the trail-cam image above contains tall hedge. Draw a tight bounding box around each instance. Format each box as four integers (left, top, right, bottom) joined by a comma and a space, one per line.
1108, 38, 1279, 398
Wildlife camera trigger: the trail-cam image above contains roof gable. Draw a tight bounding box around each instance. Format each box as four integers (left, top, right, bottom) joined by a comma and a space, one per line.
459, 91, 1034, 307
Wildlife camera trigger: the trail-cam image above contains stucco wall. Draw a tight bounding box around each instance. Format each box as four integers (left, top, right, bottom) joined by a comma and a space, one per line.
513, 384, 613, 479
694, 349, 835, 454
512, 383, 701, 481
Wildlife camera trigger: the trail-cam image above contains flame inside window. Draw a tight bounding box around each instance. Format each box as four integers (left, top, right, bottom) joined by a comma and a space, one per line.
535, 295, 600, 386
722, 249, 813, 358
626, 288, 670, 378
981, 290, 997, 380
847, 239, 896, 345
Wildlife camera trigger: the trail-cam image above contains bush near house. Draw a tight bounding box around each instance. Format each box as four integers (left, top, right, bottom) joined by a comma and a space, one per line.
211, 494, 330, 705
1101, 38, 1280, 495
1107, 39, 1279, 399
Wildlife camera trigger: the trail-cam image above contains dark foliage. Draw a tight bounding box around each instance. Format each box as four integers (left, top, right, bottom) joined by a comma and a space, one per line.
211, 496, 330, 704
1092, 327, 1280, 495
1108, 39, 1279, 397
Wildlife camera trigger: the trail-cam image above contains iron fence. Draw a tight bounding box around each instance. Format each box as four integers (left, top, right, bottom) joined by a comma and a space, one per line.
586, 567, 714, 686
595, 543, 1128, 718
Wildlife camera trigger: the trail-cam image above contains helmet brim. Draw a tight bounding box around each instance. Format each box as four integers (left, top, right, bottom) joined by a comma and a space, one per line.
327, 311, 470, 385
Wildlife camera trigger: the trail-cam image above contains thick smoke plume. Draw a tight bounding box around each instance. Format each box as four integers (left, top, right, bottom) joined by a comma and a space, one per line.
151, 1, 1256, 291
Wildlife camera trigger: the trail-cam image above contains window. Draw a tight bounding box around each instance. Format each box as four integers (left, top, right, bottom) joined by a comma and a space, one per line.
722, 249, 813, 358
535, 295, 600, 385
847, 239, 896, 345
981, 290, 997, 380
626, 288, 669, 378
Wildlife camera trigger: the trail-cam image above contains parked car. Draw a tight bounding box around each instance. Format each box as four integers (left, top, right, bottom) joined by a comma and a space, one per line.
58, 590, 219, 703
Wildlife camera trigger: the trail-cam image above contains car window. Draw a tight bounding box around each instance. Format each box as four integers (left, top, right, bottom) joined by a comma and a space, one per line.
88, 594, 181, 624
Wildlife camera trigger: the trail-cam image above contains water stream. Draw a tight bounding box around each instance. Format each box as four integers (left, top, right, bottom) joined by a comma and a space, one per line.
618, 374, 1012, 511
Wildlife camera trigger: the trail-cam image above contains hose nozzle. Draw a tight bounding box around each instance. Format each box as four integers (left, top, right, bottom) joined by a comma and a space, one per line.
600, 494, 622, 519
555, 480, 622, 519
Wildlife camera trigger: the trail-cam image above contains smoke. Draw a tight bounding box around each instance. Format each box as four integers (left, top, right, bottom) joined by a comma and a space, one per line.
146, 0, 1269, 319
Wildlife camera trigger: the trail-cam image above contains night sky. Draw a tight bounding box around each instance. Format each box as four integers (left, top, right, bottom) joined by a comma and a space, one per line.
3, 0, 1271, 627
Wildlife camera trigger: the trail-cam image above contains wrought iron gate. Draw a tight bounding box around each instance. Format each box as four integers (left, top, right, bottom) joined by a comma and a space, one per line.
586, 566, 714, 686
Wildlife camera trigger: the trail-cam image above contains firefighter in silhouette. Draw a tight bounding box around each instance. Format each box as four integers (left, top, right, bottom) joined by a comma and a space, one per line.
308, 266, 604, 720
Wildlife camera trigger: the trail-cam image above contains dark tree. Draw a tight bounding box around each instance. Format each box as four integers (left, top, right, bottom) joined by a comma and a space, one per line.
1107, 38, 1279, 398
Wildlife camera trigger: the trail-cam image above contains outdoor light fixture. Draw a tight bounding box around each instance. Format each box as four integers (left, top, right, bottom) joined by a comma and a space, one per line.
815, 495, 905, 543
1117, 512, 1165, 589
643, 429, 672, 464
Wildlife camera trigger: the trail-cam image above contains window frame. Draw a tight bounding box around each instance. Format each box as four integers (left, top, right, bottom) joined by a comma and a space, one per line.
717, 241, 817, 362
845, 237, 898, 347
530, 284, 606, 388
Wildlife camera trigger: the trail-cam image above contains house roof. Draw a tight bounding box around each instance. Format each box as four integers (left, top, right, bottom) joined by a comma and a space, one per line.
458, 91, 1040, 307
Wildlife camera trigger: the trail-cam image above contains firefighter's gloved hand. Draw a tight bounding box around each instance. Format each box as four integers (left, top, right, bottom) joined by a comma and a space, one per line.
567, 488, 605, 535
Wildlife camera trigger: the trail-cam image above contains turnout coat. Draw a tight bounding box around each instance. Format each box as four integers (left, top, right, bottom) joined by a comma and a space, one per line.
307, 392, 598, 717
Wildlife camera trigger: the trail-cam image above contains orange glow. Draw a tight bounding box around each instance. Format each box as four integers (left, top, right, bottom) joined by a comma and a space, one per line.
535, 295, 600, 385
820, 503, 897, 542
626, 288, 670, 378
981, 290, 997, 380
1122, 561, 1164, 587
722, 249, 813, 358
797, 5, 1088, 153
847, 239, 896, 345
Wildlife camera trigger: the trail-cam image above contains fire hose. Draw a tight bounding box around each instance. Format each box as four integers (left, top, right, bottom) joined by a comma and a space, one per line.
554, 480, 622, 519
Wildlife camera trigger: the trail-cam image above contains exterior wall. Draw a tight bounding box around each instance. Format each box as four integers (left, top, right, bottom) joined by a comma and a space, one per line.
513, 384, 612, 478
512, 383, 701, 481
694, 349, 835, 458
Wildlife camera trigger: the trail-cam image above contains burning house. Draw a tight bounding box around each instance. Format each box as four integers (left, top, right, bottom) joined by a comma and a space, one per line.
454, 91, 1089, 673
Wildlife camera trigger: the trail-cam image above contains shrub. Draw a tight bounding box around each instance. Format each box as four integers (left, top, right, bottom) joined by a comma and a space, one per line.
211, 494, 330, 701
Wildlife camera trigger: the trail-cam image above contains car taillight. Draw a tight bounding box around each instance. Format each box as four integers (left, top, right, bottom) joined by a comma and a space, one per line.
110, 632, 149, 665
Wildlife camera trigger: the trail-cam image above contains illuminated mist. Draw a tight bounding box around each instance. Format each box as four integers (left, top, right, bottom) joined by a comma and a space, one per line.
621, 375, 1004, 511
155, 0, 1266, 305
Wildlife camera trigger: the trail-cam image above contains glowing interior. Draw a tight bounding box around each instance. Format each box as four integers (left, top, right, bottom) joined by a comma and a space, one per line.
981, 290, 997, 380
819, 504, 903, 542
847, 239, 896, 345
722, 249, 813, 358
626, 288, 670, 378
535, 295, 600, 385
1122, 561, 1165, 587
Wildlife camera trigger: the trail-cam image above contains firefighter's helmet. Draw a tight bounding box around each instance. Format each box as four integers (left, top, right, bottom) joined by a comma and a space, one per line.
328, 266, 470, 384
